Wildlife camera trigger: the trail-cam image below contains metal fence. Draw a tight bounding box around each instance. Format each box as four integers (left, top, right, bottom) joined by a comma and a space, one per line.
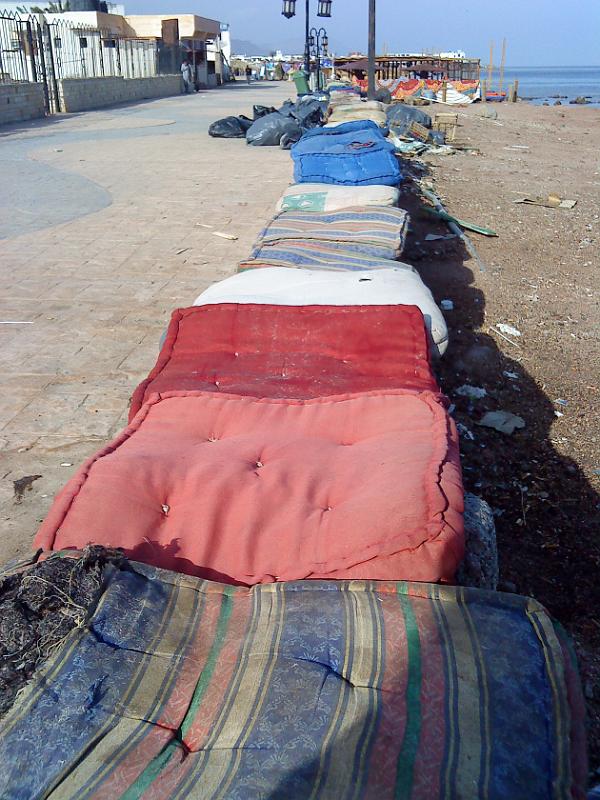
48, 19, 157, 80
0, 10, 159, 111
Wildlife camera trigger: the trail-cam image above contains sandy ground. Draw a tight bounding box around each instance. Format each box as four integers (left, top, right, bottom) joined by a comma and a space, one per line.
0, 86, 598, 777
404, 100, 600, 777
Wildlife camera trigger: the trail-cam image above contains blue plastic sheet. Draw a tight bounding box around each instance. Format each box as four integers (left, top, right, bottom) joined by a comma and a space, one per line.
291, 123, 401, 186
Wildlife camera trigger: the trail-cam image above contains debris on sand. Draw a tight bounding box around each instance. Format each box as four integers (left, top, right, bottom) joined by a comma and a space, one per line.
456, 384, 487, 400
495, 323, 522, 338
478, 410, 526, 435
0, 547, 124, 720
13, 475, 42, 504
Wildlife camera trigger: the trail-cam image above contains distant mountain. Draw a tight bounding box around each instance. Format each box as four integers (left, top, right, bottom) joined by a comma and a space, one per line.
231, 38, 274, 57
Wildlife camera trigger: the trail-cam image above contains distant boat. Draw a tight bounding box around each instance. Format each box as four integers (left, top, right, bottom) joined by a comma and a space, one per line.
486, 91, 507, 102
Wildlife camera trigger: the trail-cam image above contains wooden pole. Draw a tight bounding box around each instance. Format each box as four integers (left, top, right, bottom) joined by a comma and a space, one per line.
481, 79, 487, 103
499, 37, 506, 94
512, 78, 519, 101
367, 0, 376, 100
441, 79, 447, 103
487, 41, 493, 88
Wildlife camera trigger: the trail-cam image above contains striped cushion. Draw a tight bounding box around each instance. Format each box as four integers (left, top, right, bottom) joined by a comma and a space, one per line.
255, 207, 409, 259
0, 560, 587, 800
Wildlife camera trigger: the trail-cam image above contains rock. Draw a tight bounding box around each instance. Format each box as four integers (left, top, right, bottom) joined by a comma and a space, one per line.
455, 344, 498, 377
554, 100, 562, 106
570, 96, 589, 105
584, 680, 595, 700
456, 384, 487, 400
480, 106, 498, 120
456, 494, 499, 590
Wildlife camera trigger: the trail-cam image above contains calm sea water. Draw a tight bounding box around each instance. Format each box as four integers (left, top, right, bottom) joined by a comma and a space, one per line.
485, 66, 600, 105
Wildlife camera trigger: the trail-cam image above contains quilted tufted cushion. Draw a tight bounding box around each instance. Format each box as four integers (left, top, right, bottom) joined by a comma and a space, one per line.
129, 304, 438, 421
36, 390, 464, 585
276, 183, 400, 213
195, 267, 449, 357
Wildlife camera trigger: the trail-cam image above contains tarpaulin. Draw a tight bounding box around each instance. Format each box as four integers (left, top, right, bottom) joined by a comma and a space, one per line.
292, 120, 387, 153
0, 558, 587, 799
36, 389, 464, 585
291, 125, 401, 186
276, 182, 399, 212
129, 304, 439, 419
216, 267, 448, 356
254, 206, 409, 259
354, 77, 481, 104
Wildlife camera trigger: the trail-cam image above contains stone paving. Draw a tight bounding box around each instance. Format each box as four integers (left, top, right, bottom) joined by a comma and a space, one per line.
0, 81, 296, 564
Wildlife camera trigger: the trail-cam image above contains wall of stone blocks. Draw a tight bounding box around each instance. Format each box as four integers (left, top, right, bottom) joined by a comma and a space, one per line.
58, 75, 182, 113
0, 82, 46, 125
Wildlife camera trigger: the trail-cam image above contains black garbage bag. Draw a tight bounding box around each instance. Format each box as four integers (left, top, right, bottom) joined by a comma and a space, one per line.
253, 104, 278, 119
291, 95, 326, 128
246, 112, 302, 146
208, 115, 253, 138
386, 103, 432, 135
374, 87, 392, 104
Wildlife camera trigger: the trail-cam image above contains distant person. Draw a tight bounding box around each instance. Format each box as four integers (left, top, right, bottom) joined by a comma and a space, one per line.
245, 65, 252, 84
181, 59, 193, 94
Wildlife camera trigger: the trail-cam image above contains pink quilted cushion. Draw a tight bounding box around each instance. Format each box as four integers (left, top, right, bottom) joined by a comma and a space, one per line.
36, 390, 464, 585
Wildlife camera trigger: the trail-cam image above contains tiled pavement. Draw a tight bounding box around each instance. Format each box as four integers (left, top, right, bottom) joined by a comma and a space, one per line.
0, 81, 295, 563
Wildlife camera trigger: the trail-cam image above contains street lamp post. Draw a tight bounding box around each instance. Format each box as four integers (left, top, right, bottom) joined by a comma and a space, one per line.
367, 0, 376, 99
308, 27, 328, 90
282, 0, 332, 78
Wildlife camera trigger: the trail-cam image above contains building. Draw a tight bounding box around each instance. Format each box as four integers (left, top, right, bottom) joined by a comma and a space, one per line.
124, 13, 223, 86
0, 4, 227, 88
334, 53, 480, 82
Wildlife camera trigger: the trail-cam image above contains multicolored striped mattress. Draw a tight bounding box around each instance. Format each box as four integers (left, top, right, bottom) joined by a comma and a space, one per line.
255, 207, 409, 260
0, 556, 587, 799
240, 239, 404, 271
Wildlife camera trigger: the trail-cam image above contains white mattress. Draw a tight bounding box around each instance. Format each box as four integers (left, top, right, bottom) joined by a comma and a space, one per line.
193, 266, 448, 357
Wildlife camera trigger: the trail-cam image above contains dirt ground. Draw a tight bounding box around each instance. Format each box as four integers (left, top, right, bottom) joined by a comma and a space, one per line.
403, 100, 600, 777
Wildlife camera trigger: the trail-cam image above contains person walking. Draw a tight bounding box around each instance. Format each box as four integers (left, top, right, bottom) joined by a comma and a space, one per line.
245, 65, 252, 85
181, 59, 193, 94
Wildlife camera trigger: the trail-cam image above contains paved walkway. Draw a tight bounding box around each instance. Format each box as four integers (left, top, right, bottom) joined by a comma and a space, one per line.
0, 81, 295, 564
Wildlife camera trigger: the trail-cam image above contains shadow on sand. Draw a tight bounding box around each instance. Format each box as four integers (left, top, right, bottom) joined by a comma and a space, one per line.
400, 166, 600, 773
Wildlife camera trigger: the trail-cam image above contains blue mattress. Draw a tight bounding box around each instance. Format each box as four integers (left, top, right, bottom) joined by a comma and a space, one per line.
291, 126, 401, 186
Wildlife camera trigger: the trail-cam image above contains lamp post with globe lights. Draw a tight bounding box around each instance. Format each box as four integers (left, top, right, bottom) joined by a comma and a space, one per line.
308, 27, 328, 90
282, 0, 332, 76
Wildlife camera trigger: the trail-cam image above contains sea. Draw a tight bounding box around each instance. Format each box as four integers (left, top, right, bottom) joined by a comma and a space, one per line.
486, 65, 600, 105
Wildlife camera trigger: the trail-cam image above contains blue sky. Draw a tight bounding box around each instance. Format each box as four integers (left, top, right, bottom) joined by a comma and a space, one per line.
124, 0, 600, 66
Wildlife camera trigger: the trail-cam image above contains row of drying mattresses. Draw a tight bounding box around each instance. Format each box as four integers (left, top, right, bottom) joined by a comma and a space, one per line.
0, 108, 587, 798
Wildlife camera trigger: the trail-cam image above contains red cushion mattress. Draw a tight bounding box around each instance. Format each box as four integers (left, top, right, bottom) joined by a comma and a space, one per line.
36, 390, 464, 585
129, 304, 438, 421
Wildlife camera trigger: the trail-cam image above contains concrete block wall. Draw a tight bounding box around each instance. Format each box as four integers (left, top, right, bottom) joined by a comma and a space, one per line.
58, 75, 181, 113
0, 82, 46, 125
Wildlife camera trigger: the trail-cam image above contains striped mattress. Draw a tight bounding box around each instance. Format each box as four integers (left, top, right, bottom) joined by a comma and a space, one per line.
0, 556, 587, 799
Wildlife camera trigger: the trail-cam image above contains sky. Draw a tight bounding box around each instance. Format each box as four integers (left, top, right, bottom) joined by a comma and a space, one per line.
123, 0, 600, 66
